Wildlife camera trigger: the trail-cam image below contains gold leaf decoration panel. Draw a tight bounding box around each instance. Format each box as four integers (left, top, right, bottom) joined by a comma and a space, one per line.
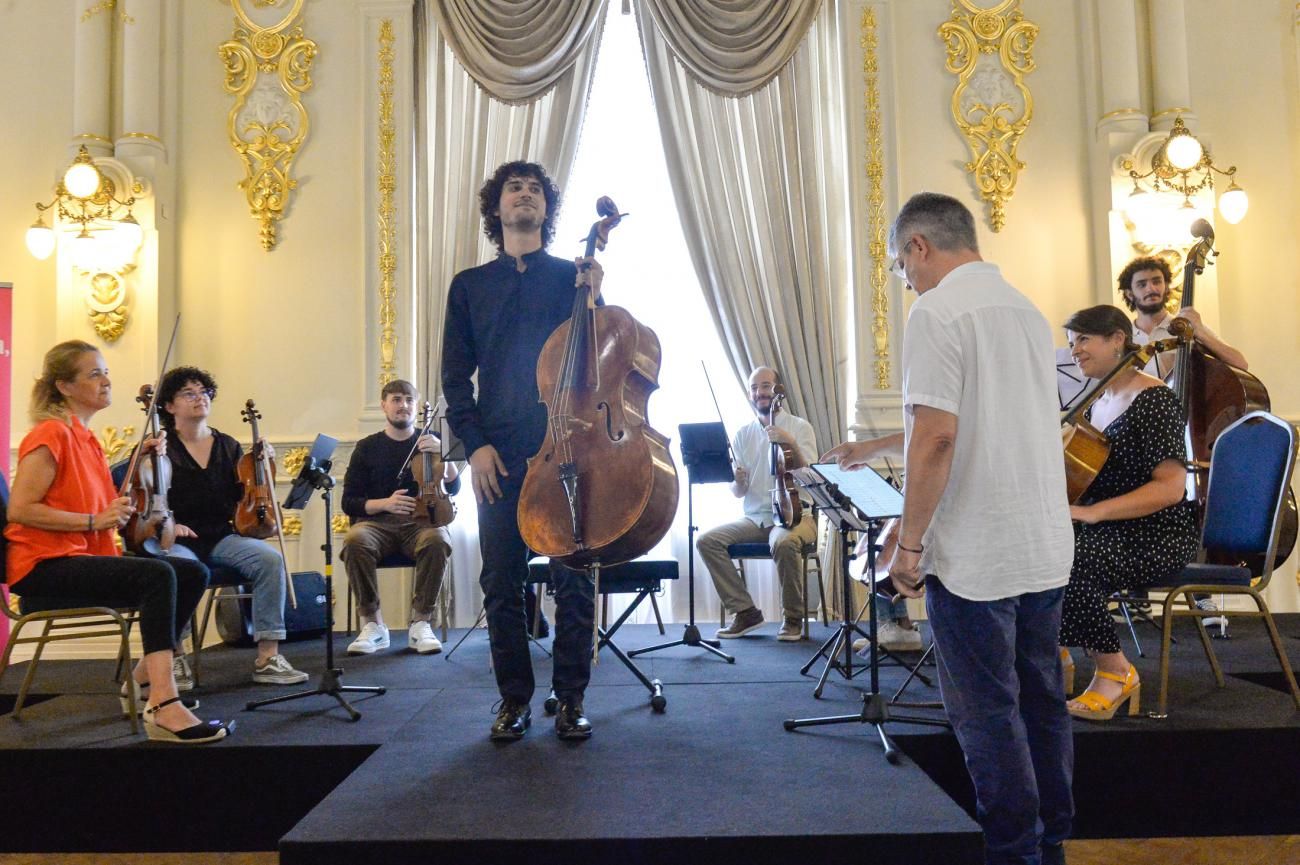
938, 0, 1037, 232
219, 0, 317, 251
377, 19, 398, 388
862, 7, 891, 391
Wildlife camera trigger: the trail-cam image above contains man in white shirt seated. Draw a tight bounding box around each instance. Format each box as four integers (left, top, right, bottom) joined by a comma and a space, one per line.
696, 367, 818, 642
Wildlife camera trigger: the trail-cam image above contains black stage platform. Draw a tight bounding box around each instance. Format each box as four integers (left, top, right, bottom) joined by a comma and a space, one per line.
2, 614, 1299, 863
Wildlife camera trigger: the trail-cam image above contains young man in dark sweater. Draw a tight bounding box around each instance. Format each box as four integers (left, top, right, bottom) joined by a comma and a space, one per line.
339, 379, 460, 655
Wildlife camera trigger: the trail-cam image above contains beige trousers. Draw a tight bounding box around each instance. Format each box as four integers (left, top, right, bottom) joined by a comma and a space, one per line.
696, 513, 817, 622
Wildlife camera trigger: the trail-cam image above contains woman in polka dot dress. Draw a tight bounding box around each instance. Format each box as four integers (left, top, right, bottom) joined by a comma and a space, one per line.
1060, 305, 1197, 721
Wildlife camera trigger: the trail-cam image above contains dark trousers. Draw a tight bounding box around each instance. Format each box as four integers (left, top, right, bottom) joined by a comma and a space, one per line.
926, 577, 1074, 865
15, 554, 209, 655
478, 471, 594, 705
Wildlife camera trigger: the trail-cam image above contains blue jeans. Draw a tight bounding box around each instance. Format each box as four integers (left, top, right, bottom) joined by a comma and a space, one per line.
208, 535, 287, 642
875, 592, 907, 622
926, 577, 1073, 865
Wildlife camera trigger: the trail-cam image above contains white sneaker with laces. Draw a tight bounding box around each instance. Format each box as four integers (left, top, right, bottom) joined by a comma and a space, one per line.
878, 621, 924, 652
408, 620, 443, 655
172, 654, 194, 692
1195, 597, 1228, 632
252, 654, 309, 685
347, 621, 390, 655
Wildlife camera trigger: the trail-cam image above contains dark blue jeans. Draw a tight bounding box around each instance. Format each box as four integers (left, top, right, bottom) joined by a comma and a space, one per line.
926, 577, 1073, 865
477, 470, 594, 705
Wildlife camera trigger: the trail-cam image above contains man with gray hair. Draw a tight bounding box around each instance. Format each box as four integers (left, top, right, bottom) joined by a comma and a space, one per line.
826, 192, 1075, 865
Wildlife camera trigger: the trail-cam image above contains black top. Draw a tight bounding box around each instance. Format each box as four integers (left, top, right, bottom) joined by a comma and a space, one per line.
441, 249, 590, 472
169, 428, 244, 559
341, 429, 462, 523
1082, 386, 1197, 543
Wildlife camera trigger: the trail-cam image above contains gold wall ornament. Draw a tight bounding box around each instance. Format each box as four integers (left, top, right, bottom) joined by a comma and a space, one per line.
87, 272, 130, 342
81, 0, 132, 25
280, 446, 309, 478
282, 514, 303, 537
97, 425, 136, 463
862, 7, 891, 391
377, 19, 398, 388
938, 0, 1037, 232
331, 513, 351, 535
219, 0, 316, 251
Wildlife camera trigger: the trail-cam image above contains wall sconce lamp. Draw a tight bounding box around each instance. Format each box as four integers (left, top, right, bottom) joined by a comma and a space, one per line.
1126, 116, 1248, 225
25, 145, 144, 265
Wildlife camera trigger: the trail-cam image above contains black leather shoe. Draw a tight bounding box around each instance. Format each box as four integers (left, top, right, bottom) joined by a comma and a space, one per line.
555, 699, 592, 740
490, 700, 531, 741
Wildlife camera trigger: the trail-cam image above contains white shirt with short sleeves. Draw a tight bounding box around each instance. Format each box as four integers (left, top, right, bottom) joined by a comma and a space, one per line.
902, 261, 1074, 601
1133, 314, 1178, 382
732, 412, 818, 528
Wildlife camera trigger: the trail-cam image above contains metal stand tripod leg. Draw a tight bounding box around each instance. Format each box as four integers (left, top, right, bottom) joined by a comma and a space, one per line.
627, 479, 734, 663
246, 482, 385, 721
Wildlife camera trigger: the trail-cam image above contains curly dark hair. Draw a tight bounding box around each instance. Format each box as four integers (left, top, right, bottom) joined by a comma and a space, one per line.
1115, 256, 1172, 311
1063, 305, 1139, 353
478, 160, 562, 253
157, 366, 218, 427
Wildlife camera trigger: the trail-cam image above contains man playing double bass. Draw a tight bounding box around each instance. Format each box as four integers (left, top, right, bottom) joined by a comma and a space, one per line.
441, 160, 603, 742
697, 366, 817, 642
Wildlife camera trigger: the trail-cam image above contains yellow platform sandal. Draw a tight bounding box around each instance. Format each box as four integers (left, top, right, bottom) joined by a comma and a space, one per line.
1067, 664, 1140, 721
1059, 648, 1075, 696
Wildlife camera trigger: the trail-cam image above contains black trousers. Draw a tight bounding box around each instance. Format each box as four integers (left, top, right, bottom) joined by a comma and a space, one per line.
14, 555, 209, 655
477, 470, 594, 705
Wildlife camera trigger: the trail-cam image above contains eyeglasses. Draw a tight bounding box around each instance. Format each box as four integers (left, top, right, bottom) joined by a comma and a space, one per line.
889, 239, 916, 279
176, 388, 214, 402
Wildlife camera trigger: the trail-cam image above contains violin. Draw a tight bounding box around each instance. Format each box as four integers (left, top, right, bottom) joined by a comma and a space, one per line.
122, 384, 176, 554
1061, 327, 1190, 503
767, 388, 802, 530
235, 400, 279, 539
408, 401, 456, 528
517, 196, 679, 569
233, 399, 296, 607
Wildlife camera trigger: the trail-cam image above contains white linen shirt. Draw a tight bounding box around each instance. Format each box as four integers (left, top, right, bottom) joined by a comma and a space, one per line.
1133, 314, 1178, 382
732, 411, 817, 528
902, 261, 1074, 601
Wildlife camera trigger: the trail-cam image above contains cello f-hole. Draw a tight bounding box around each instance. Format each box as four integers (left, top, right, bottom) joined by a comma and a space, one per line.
597, 402, 624, 442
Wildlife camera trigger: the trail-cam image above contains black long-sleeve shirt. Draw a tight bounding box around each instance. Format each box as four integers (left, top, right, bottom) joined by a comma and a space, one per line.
168, 428, 244, 559
441, 250, 589, 471
341, 429, 462, 523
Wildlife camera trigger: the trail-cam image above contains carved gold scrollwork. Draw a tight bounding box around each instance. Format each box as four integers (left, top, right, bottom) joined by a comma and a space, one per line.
862, 8, 891, 391
377, 20, 398, 388
282, 514, 303, 537
97, 425, 136, 463
938, 0, 1037, 232
220, 0, 316, 250
280, 446, 309, 478
331, 513, 351, 536
86, 272, 130, 342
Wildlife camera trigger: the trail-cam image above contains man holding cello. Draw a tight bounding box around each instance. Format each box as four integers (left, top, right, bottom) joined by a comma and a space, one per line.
158, 366, 308, 687
441, 160, 603, 742
696, 366, 817, 642
339, 379, 460, 656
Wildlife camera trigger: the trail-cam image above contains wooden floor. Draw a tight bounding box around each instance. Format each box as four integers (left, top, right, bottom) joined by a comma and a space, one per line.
1, 837, 1297, 864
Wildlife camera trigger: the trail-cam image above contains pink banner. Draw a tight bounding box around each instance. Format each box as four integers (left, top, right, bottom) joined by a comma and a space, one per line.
1, 282, 11, 651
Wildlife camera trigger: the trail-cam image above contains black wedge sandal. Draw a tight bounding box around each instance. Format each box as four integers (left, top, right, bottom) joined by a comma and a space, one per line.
120, 680, 199, 716
143, 697, 230, 744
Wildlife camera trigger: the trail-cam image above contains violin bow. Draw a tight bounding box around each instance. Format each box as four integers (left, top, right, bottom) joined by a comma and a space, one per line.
258, 432, 298, 609
116, 314, 181, 497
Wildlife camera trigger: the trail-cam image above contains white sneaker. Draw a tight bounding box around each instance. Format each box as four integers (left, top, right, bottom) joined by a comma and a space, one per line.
408, 621, 443, 655
172, 654, 194, 692
252, 654, 310, 685
347, 622, 390, 655
1195, 597, 1228, 632
878, 621, 924, 652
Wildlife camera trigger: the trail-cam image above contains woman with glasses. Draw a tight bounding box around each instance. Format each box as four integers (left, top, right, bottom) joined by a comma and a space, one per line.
154, 366, 308, 687
5, 341, 227, 743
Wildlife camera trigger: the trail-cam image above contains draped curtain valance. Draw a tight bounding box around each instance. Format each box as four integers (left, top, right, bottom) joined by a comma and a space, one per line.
427, 0, 607, 104
638, 0, 824, 97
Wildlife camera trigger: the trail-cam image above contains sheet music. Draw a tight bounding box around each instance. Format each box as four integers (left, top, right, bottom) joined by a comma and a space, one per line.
810, 462, 903, 520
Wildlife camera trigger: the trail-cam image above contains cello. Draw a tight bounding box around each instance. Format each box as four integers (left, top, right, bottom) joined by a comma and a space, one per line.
517, 196, 679, 569
767, 388, 802, 530
1173, 220, 1297, 569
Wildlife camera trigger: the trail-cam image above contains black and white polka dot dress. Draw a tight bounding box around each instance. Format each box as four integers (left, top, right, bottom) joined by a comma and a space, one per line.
1059, 386, 1198, 654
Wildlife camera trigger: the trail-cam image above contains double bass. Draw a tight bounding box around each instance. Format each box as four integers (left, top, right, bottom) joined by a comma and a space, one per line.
517, 196, 679, 569
766, 388, 802, 530
1173, 220, 1296, 569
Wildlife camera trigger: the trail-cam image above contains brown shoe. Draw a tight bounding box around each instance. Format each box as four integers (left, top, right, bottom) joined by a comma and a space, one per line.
777, 618, 803, 641
716, 607, 764, 639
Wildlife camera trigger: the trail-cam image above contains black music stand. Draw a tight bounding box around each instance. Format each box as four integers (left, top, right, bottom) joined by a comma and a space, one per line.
782, 464, 947, 764
246, 448, 386, 721
627, 422, 735, 664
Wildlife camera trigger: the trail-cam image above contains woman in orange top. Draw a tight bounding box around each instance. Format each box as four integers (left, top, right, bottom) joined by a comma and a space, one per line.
6, 340, 227, 744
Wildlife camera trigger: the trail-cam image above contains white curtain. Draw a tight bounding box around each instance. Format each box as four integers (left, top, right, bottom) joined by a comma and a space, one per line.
414, 0, 606, 626
637, 0, 853, 611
